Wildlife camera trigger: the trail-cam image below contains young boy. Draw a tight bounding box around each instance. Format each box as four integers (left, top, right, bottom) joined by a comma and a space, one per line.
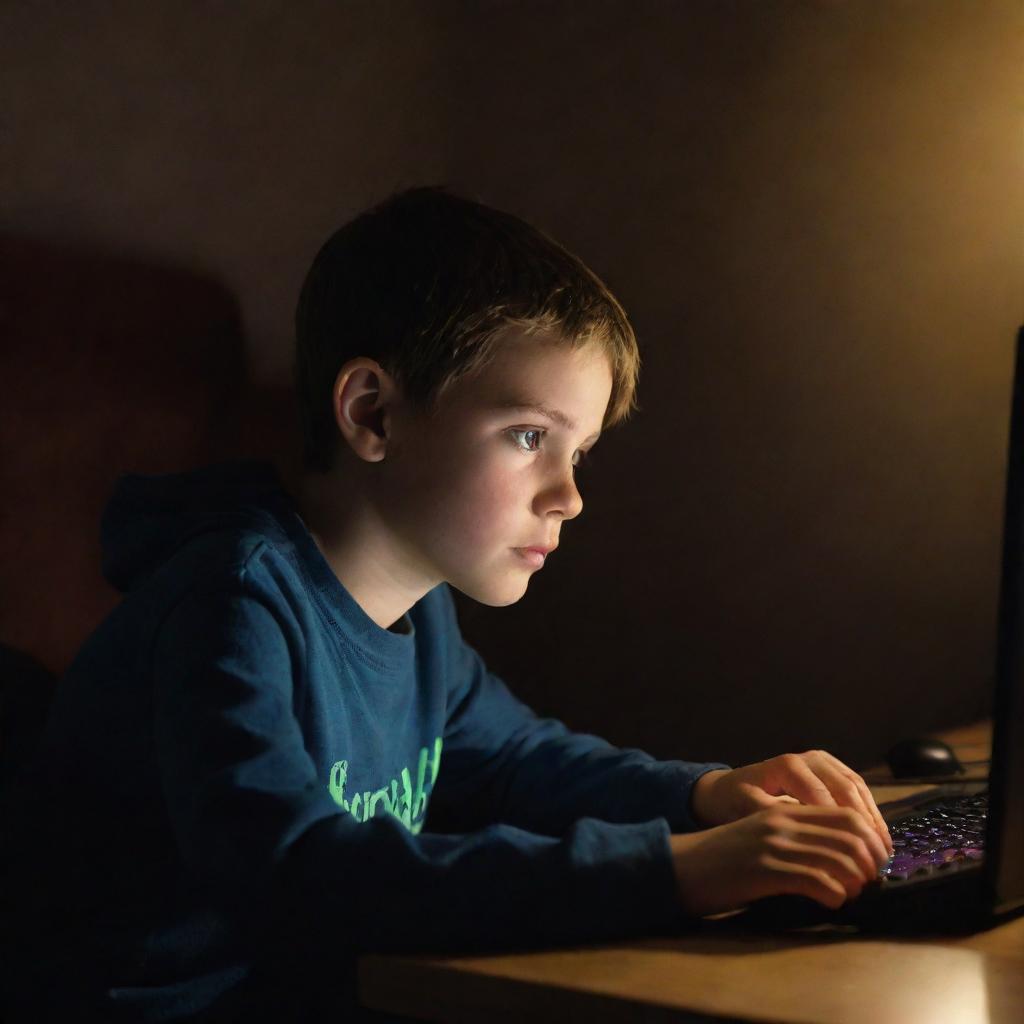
2, 186, 894, 1023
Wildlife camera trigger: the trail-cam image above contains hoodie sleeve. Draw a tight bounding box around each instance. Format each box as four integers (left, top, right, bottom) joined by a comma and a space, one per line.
425, 585, 732, 837
151, 575, 693, 957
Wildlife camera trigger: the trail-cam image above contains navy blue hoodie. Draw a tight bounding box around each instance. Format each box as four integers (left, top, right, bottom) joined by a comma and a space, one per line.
1, 460, 730, 1022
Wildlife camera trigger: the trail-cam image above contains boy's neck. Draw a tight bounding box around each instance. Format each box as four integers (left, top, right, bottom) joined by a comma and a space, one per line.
292, 468, 433, 633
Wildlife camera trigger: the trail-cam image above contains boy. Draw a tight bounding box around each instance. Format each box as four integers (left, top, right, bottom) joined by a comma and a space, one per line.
1, 186, 894, 1023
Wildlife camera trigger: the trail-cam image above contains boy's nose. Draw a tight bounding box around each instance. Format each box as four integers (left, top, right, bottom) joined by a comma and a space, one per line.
537, 471, 583, 521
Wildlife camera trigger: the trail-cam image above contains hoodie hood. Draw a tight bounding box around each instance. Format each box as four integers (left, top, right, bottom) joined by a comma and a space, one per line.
100, 459, 293, 593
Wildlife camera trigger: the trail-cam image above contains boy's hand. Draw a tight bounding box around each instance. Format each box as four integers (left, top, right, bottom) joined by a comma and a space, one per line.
669, 804, 893, 916
691, 750, 894, 857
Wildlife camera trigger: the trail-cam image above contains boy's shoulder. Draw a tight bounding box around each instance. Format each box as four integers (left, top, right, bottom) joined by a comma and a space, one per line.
100, 458, 298, 599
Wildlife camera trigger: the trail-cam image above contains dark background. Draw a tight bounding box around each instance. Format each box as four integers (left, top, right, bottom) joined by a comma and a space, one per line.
3, 0, 1021, 772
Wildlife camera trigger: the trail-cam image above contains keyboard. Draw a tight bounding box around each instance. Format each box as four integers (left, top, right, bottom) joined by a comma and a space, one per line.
736, 790, 991, 930
880, 792, 988, 886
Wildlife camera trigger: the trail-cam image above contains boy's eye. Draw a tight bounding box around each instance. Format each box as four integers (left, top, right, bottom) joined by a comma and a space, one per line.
509, 428, 545, 453
509, 429, 589, 471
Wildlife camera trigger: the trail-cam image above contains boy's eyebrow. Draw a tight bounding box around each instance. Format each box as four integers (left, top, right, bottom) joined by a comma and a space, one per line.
494, 400, 601, 443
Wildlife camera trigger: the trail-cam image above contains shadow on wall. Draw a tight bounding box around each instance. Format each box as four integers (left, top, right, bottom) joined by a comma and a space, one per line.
0, 234, 301, 680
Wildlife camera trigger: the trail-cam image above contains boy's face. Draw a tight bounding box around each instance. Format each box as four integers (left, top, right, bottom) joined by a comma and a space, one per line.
379, 329, 613, 606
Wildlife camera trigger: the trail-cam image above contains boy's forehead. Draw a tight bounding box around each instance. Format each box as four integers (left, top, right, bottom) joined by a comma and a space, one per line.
457, 331, 612, 438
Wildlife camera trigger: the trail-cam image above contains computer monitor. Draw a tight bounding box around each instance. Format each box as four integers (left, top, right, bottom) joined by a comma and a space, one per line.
987, 324, 1024, 915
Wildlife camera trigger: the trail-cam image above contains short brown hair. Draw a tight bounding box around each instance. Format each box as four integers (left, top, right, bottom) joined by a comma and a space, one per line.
293, 185, 640, 473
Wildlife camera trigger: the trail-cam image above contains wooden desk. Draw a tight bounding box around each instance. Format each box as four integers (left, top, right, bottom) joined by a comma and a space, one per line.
359, 722, 1024, 1023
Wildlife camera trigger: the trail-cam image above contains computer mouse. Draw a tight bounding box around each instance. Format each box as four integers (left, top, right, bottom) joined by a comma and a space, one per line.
885, 737, 964, 779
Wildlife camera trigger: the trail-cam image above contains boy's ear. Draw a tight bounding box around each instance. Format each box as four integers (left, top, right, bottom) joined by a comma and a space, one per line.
331, 359, 397, 463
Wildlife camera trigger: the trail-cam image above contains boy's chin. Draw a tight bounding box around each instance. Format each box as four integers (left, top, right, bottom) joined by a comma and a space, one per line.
451, 572, 531, 608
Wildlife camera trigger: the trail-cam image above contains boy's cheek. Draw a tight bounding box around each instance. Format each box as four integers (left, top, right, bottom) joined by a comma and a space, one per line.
394, 452, 523, 558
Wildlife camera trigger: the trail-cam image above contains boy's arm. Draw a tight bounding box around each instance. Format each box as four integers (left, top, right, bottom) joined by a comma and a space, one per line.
425, 585, 731, 837
152, 579, 692, 957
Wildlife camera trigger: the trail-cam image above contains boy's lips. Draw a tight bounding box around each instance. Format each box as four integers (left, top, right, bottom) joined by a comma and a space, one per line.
522, 543, 558, 555
515, 547, 548, 569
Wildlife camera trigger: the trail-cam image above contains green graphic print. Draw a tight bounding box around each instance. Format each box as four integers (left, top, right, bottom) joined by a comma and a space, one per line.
328, 737, 443, 835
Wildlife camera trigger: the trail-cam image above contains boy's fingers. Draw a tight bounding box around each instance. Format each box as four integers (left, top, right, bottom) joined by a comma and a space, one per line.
819, 750, 894, 853
769, 755, 891, 864
761, 853, 849, 909
768, 838, 869, 897
767, 754, 838, 808
811, 764, 891, 862
784, 803, 890, 870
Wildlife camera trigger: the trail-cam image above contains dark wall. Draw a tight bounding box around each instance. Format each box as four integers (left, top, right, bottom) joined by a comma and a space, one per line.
438, 0, 1024, 772
3, 1, 1021, 771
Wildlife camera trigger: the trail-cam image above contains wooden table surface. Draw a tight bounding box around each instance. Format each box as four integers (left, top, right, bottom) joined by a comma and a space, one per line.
359, 721, 1024, 1023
